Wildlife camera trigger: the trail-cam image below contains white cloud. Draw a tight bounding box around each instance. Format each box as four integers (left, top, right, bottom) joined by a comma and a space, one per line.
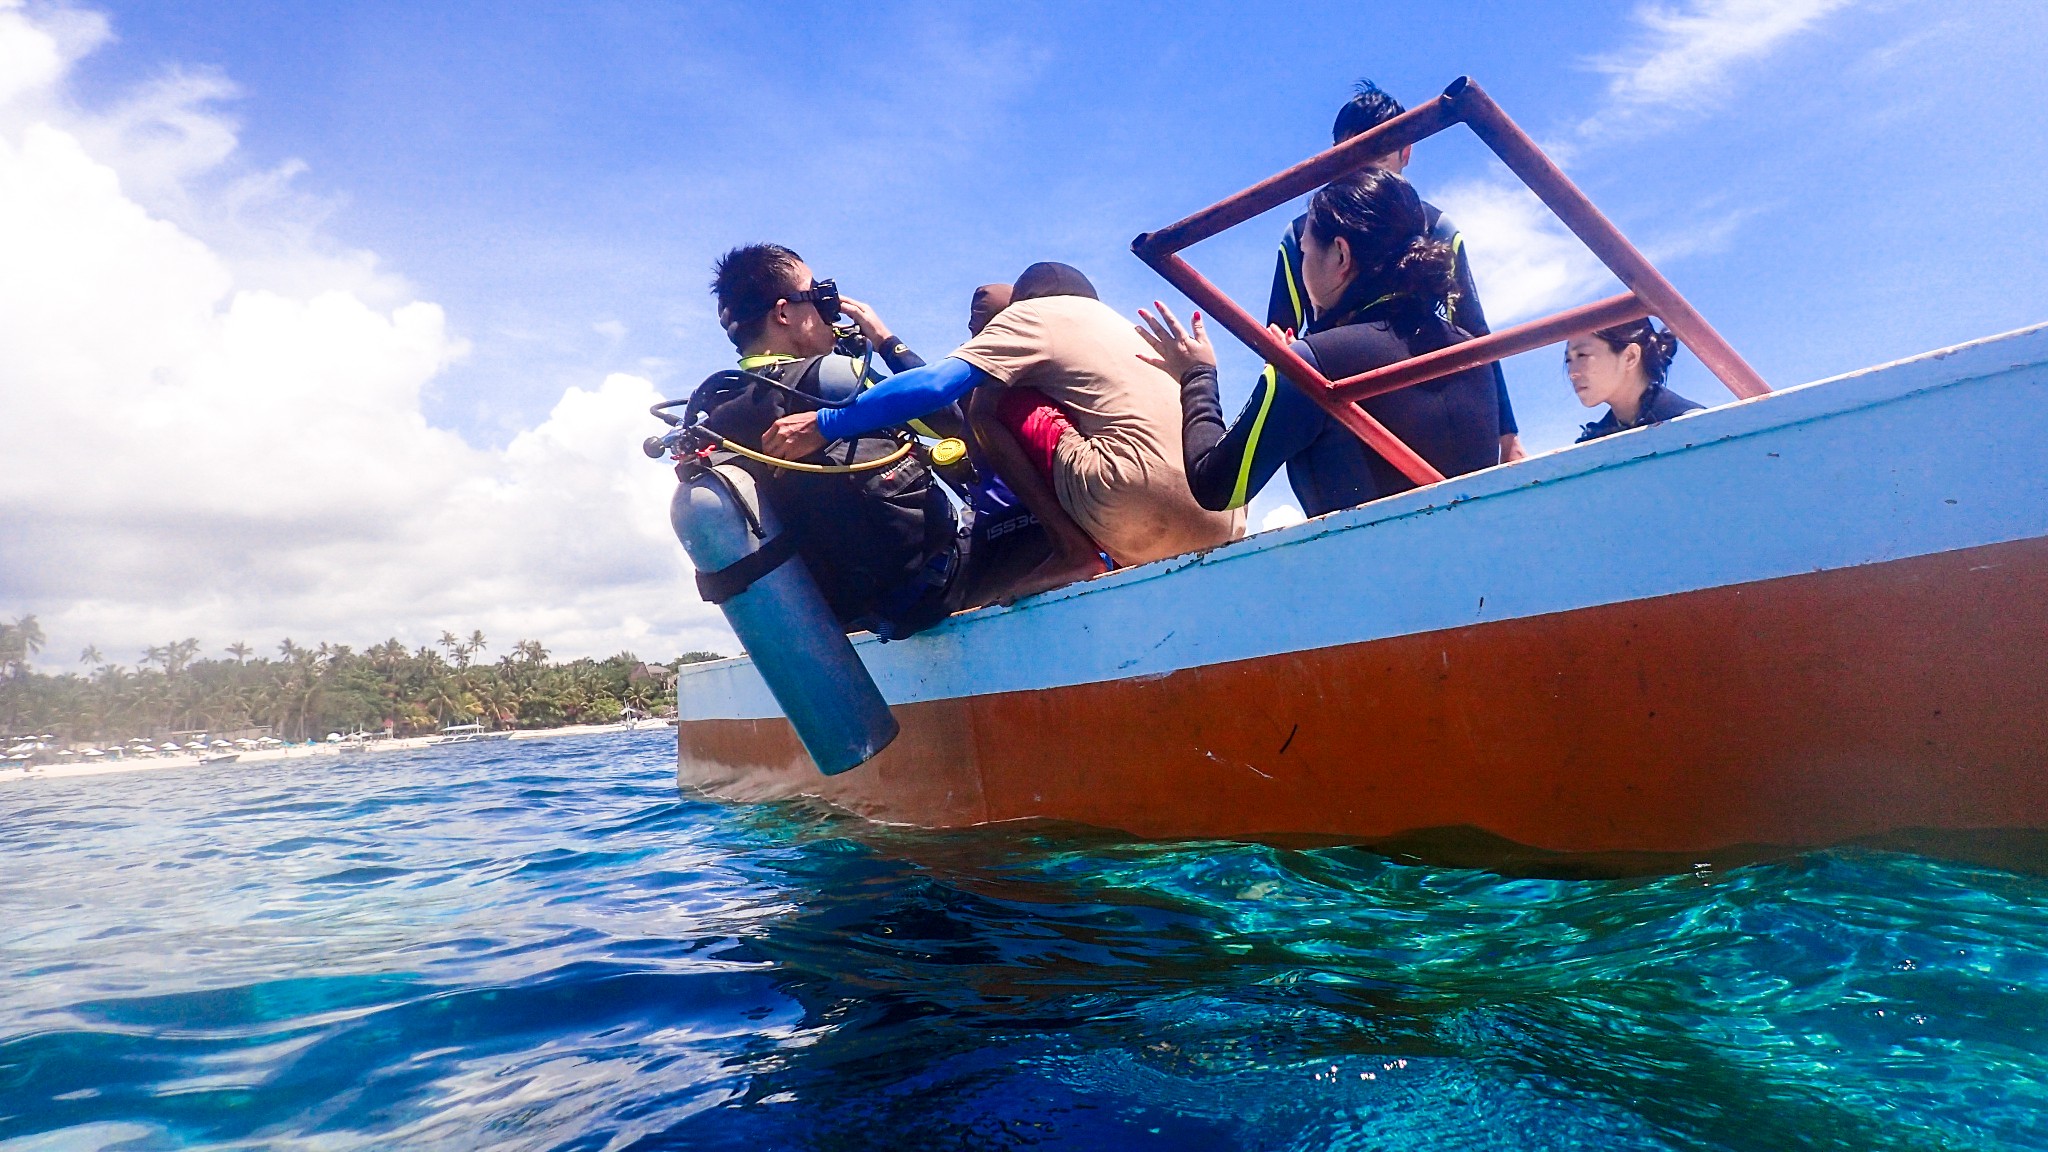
0, 3, 726, 666
1433, 179, 1619, 326
1439, 0, 1847, 325
1582, 0, 1853, 136
1257, 504, 1306, 533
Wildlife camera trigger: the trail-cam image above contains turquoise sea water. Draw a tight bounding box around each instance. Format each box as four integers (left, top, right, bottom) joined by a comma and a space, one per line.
3, 735, 2046, 1151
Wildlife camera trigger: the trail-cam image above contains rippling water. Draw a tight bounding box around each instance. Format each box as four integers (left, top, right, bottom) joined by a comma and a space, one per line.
3, 736, 2046, 1150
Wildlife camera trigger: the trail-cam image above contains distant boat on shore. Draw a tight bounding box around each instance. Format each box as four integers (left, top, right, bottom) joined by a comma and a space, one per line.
431, 723, 511, 745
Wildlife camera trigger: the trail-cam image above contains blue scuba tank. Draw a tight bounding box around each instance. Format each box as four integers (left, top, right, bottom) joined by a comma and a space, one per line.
670, 463, 899, 775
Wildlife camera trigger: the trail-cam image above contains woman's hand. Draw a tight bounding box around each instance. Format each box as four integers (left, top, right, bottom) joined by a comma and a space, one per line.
839, 296, 892, 345
1136, 301, 1216, 382
763, 411, 826, 460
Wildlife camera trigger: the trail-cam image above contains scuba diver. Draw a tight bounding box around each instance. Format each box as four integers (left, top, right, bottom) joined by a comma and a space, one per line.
1139, 168, 1499, 518
656, 243, 1042, 640
1269, 79, 1526, 465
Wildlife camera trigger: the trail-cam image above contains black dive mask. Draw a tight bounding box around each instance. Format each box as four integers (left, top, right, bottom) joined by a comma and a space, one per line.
784, 278, 842, 323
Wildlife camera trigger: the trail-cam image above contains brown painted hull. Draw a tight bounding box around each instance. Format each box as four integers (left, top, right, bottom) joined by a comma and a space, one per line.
678, 537, 2048, 857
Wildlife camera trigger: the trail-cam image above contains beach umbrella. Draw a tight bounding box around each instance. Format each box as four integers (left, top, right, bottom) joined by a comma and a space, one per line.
57, 749, 75, 756
211, 739, 230, 747
83, 749, 104, 757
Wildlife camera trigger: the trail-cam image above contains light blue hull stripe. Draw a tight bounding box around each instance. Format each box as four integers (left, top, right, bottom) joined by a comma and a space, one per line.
679, 324, 2048, 721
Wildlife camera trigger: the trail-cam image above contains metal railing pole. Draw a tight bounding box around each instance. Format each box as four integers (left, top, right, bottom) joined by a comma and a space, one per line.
1329, 294, 1650, 402
1444, 79, 1770, 399
1145, 252, 1446, 486
1133, 95, 1463, 259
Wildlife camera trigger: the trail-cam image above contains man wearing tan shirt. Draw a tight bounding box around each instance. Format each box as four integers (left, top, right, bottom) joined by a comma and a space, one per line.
766, 263, 1241, 599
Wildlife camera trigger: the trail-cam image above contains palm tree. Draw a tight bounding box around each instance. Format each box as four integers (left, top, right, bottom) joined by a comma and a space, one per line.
466, 630, 488, 665
226, 642, 251, 664
164, 638, 201, 676
80, 645, 103, 668
1, 615, 45, 679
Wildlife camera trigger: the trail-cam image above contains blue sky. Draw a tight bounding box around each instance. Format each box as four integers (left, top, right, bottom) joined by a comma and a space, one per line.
69, 0, 2048, 441
5, 0, 2046, 664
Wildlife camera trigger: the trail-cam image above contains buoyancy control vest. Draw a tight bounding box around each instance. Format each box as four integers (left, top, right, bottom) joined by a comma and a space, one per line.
682, 353, 962, 638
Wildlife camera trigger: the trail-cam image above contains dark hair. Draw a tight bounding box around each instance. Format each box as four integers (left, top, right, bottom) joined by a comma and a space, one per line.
1011, 261, 1098, 302
1304, 168, 1458, 346
1591, 318, 1680, 388
1332, 79, 1405, 145
711, 243, 807, 350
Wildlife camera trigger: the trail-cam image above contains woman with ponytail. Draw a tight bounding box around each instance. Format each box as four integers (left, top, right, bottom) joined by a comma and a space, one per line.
1138, 167, 1503, 518
1566, 319, 1702, 442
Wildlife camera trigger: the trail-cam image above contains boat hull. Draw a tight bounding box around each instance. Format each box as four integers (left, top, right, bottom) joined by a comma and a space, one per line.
674, 325, 2048, 860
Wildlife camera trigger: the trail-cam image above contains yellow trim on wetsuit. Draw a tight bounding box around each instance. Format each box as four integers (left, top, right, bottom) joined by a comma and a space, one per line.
737, 353, 798, 369
1227, 288, 1396, 509
1448, 233, 1465, 328
905, 418, 940, 438
1279, 240, 1307, 333
1229, 365, 1281, 510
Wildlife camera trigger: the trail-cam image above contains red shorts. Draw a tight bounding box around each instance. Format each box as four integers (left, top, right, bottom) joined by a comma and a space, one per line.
991, 387, 1073, 489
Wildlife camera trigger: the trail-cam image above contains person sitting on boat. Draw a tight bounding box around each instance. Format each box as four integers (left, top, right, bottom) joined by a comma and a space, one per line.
1268, 79, 1525, 464
764, 263, 1243, 598
960, 268, 1102, 593
695, 243, 973, 636
1568, 319, 1704, 442
1139, 168, 1500, 518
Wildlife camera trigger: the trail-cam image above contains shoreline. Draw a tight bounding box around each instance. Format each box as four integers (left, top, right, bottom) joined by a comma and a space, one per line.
1, 721, 674, 784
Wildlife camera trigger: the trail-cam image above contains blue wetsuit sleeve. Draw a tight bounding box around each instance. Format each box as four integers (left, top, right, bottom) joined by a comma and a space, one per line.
1179, 361, 1328, 511
815, 356, 984, 441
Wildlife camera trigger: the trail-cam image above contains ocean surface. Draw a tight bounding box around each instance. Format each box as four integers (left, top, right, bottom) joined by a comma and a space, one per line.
3, 735, 2046, 1151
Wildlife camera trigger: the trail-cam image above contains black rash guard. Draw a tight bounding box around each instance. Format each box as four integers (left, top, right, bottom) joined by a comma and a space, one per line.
1268, 207, 1519, 436
1180, 296, 1500, 516
1575, 385, 1705, 442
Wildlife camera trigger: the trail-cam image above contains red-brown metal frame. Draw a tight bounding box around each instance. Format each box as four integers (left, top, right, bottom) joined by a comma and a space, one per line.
1132, 76, 1769, 487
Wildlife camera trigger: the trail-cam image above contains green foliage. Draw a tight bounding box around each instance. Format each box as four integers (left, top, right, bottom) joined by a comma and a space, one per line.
0, 621, 723, 742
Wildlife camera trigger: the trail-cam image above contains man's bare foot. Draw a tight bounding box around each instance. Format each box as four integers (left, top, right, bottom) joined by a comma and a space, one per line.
997, 550, 1108, 605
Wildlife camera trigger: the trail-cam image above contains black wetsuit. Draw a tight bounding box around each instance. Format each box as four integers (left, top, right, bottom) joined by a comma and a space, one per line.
1268, 208, 1519, 438
1575, 386, 1705, 442
1179, 287, 1500, 516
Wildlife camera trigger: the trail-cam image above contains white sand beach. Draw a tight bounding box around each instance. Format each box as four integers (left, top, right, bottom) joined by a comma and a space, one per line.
2, 721, 674, 784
